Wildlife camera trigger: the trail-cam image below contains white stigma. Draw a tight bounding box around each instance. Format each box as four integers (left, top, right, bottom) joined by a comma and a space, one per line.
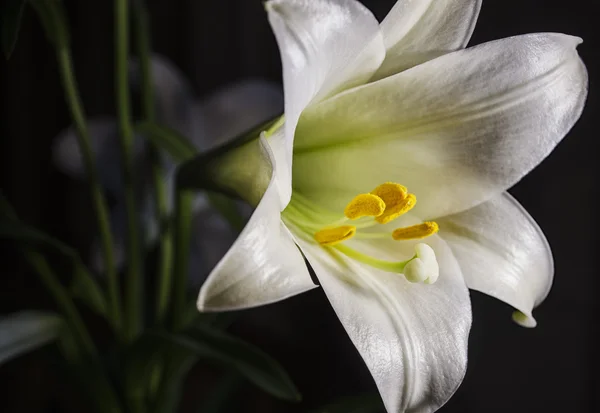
404, 243, 439, 284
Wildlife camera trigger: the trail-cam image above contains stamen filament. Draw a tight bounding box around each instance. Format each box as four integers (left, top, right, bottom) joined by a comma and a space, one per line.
354, 232, 390, 239
333, 244, 412, 273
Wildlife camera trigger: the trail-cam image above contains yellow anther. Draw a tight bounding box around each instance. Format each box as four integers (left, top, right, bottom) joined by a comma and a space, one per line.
370, 182, 415, 224
344, 193, 386, 220
378, 193, 417, 224
315, 225, 356, 246
392, 222, 439, 241
370, 182, 407, 203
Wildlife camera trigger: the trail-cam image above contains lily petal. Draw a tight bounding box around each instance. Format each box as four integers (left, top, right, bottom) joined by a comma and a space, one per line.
266, 0, 386, 205
294, 33, 588, 219
294, 233, 471, 413
194, 80, 284, 151
437, 192, 552, 327
373, 0, 481, 79
197, 137, 316, 311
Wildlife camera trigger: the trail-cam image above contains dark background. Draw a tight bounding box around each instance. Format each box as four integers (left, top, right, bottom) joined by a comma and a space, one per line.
0, 0, 597, 412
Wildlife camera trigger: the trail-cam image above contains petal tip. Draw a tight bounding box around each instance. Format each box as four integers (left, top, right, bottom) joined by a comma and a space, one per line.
512, 310, 537, 328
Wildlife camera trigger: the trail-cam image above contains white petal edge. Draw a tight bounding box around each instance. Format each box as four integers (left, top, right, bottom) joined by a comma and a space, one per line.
373, 0, 481, 79
197, 137, 316, 311
266, 0, 386, 206
437, 192, 553, 327
293, 33, 588, 219
293, 232, 471, 413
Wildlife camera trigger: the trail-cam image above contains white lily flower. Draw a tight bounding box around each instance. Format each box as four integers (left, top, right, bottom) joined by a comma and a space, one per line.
196, 0, 587, 411
53, 55, 283, 282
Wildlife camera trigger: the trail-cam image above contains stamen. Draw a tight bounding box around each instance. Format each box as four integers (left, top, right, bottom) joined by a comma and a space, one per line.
371, 182, 416, 224
333, 243, 410, 273
333, 242, 439, 283
314, 225, 356, 246
392, 222, 439, 240
344, 193, 385, 220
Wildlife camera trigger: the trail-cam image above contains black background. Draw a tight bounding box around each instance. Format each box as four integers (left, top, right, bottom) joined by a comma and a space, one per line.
0, 0, 597, 412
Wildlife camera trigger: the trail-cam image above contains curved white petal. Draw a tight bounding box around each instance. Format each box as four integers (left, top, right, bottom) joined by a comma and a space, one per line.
436, 192, 553, 327
293, 233, 471, 413
293, 33, 588, 219
197, 138, 316, 311
266, 0, 386, 206
194, 79, 284, 151
373, 0, 481, 79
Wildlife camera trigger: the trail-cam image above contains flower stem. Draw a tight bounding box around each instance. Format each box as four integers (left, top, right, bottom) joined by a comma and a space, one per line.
132, 1, 173, 326
35, 1, 123, 334
115, 0, 143, 341
28, 252, 98, 355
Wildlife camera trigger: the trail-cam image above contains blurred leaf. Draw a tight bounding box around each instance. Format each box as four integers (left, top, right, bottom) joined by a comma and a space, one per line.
142, 328, 301, 401
0, 217, 76, 256
0, 218, 107, 317
185, 325, 300, 401
122, 332, 197, 413
0, 311, 63, 365
1, 0, 26, 59
136, 121, 197, 162
306, 393, 385, 413
52, 352, 125, 413
152, 352, 197, 413
70, 265, 108, 317
29, 0, 69, 46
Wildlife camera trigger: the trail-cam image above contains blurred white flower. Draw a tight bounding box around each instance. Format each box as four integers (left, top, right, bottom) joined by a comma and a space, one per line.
53, 55, 284, 284
196, 0, 587, 412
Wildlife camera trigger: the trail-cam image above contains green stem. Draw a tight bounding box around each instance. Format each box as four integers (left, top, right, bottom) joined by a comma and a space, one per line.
132, 1, 173, 326
27, 253, 97, 356
36, 1, 122, 334
115, 0, 143, 341
171, 189, 194, 331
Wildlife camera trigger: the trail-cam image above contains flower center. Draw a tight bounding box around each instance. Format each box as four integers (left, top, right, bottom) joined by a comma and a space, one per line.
283, 182, 440, 284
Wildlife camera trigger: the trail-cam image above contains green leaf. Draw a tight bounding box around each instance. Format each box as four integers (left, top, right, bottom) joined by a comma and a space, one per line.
306, 393, 385, 413
0, 217, 75, 257
28, 0, 69, 47
0, 218, 107, 317
146, 328, 301, 401
0, 311, 63, 364
1, 0, 27, 59
70, 264, 108, 317
135, 121, 197, 162
186, 325, 300, 401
